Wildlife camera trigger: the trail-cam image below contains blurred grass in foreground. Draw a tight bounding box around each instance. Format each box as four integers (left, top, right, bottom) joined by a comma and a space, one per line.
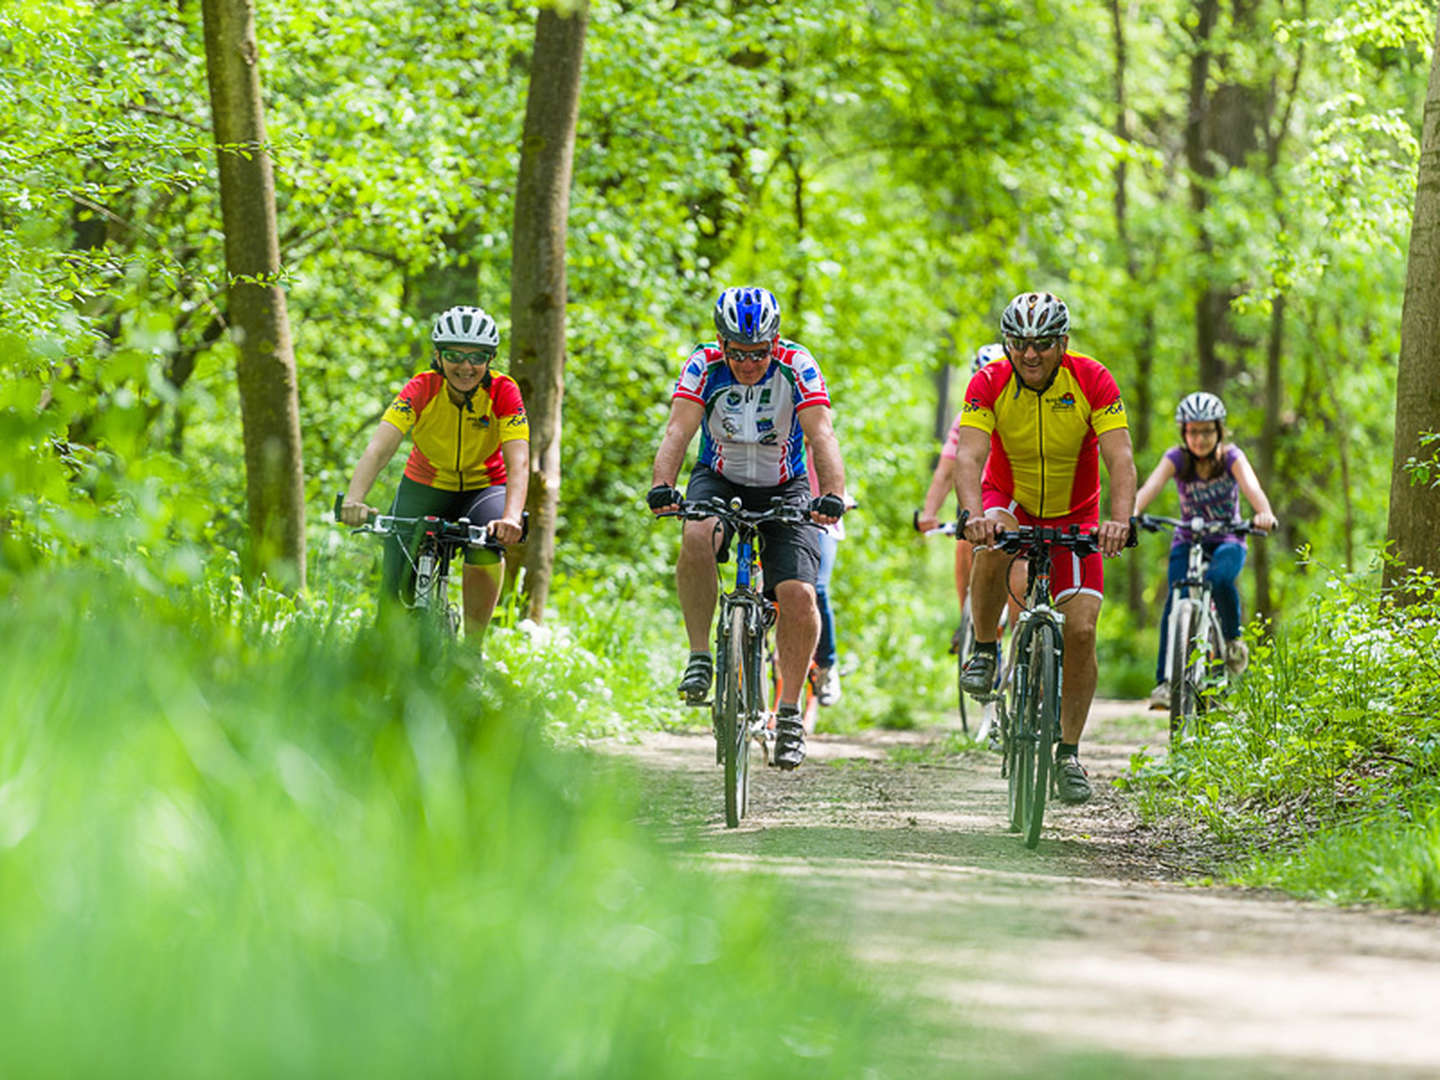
0, 567, 938, 1077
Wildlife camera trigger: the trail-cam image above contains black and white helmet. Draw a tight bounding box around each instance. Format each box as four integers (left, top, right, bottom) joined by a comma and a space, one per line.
1175, 391, 1226, 424
972, 342, 1006, 373
713, 286, 781, 345
431, 305, 500, 348
1000, 292, 1071, 339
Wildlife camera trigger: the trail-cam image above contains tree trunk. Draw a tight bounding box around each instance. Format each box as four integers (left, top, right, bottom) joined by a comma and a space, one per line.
1385, 10, 1440, 591
510, 2, 588, 622
1253, 293, 1284, 620
1111, 0, 1154, 623
201, 0, 305, 590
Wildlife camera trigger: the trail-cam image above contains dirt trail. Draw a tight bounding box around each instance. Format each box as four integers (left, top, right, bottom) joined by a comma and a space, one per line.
599, 702, 1440, 1075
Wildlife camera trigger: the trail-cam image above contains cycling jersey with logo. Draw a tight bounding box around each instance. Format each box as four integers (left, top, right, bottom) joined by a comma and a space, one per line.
672, 340, 830, 487
958, 352, 1128, 520
381, 371, 529, 492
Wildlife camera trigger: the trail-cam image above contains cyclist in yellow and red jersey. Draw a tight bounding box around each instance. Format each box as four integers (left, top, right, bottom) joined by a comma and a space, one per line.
954, 291, 1137, 804
339, 305, 529, 642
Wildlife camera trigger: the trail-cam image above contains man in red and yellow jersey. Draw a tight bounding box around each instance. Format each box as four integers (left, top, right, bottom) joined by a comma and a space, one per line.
339, 305, 529, 643
954, 291, 1137, 804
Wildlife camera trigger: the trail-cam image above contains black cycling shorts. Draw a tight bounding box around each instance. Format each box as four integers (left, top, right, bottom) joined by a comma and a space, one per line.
380, 476, 507, 603
684, 464, 820, 591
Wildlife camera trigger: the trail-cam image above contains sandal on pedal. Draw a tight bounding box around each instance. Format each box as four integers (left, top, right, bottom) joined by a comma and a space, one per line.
678, 653, 713, 703
773, 710, 806, 771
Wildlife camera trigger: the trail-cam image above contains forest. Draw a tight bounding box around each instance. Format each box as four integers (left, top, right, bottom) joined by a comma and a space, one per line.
3, 0, 1440, 1072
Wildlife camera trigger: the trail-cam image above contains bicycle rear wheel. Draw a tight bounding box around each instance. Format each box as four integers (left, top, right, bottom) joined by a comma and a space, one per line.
722, 605, 749, 828
1021, 623, 1059, 850
1168, 601, 1199, 741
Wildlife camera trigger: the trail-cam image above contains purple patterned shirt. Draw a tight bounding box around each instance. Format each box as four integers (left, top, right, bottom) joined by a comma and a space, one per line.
1163, 444, 1246, 548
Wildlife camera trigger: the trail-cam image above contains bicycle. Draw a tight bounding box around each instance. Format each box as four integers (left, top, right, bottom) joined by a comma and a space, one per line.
1138, 513, 1266, 741
965, 516, 1134, 849
658, 495, 818, 828
333, 493, 525, 641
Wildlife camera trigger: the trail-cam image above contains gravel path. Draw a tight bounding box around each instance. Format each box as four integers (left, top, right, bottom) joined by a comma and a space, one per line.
597, 700, 1440, 1075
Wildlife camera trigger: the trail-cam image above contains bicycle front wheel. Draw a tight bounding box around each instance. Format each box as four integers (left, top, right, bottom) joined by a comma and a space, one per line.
1168, 601, 1199, 741
721, 605, 750, 828
1004, 636, 1031, 835
1021, 623, 1059, 849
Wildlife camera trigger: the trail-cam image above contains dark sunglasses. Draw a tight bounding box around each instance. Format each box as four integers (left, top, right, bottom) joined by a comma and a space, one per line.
1005, 335, 1061, 354
723, 342, 772, 364
437, 347, 495, 367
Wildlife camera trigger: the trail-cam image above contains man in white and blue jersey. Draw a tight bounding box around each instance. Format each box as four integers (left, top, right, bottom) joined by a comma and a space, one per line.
647, 286, 848, 770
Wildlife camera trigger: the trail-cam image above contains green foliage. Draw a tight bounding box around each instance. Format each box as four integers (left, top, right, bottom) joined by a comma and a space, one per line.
1402, 431, 1440, 489
0, 566, 950, 1075
1119, 557, 1440, 907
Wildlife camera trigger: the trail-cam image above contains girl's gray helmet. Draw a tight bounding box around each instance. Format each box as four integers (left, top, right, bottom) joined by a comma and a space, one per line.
1175, 391, 1226, 424
714, 286, 781, 345
432, 305, 500, 348
1000, 292, 1071, 339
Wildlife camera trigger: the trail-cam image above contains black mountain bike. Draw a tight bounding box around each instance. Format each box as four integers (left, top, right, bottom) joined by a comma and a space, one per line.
1138, 514, 1266, 741
334, 494, 526, 640
659, 495, 815, 828
966, 519, 1134, 848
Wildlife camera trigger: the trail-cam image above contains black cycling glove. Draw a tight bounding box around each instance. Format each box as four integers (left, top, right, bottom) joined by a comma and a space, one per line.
647, 484, 684, 511
810, 493, 847, 519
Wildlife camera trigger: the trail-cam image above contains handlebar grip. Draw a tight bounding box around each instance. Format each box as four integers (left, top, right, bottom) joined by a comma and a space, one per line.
519, 509, 531, 544
333, 493, 344, 522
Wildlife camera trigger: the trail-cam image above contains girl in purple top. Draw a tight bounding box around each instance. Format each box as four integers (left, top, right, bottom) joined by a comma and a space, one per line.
1133, 392, 1278, 710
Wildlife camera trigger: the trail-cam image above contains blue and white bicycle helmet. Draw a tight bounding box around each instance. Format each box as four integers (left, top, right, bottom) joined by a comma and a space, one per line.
972, 342, 1006, 373
431, 305, 500, 348
1000, 291, 1070, 339
1175, 391, 1226, 424
713, 286, 781, 345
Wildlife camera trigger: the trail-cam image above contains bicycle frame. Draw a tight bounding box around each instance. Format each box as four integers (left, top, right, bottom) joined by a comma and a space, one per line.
661, 495, 811, 828
1140, 514, 1261, 740
334, 494, 516, 640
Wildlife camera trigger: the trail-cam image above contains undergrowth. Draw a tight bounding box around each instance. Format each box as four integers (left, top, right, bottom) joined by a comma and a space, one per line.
1119, 562, 1440, 908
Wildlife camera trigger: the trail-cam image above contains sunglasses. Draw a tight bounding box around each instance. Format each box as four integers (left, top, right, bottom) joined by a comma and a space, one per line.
1005, 335, 1061, 354
723, 342, 772, 365
437, 347, 495, 367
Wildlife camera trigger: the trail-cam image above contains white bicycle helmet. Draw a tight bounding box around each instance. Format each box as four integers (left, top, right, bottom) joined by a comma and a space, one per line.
1175, 391, 1226, 424
972, 342, 1006, 373
431, 305, 500, 348
713, 286, 781, 345
1000, 291, 1071, 339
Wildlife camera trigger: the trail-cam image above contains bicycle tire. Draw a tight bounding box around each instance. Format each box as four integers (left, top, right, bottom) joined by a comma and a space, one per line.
1168, 600, 1198, 740
722, 605, 749, 828
1004, 628, 1032, 834
1022, 623, 1059, 850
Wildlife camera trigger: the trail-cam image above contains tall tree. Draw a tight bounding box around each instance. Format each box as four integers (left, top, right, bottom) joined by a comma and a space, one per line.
510, 1, 588, 621
201, 0, 306, 589
1385, 9, 1440, 590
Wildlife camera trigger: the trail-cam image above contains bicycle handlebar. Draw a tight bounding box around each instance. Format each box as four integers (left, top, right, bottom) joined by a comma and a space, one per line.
332, 494, 529, 549
1137, 513, 1268, 538
658, 495, 818, 530
986, 523, 1138, 558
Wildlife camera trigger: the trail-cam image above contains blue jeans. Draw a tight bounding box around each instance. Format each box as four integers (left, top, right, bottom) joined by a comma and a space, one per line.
814, 530, 838, 668
1154, 541, 1246, 683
